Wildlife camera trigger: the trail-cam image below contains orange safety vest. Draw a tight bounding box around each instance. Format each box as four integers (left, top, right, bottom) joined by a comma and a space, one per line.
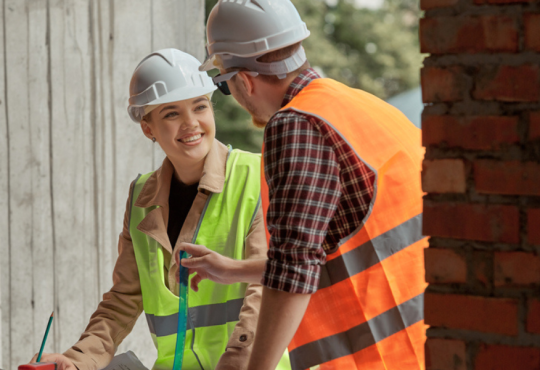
261, 78, 428, 370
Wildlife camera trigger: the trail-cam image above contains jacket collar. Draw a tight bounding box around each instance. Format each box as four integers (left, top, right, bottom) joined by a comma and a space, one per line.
281, 68, 321, 108
134, 139, 229, 209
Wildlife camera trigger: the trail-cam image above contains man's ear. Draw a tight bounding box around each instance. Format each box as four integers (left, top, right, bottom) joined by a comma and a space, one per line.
140, 118, 154, 140
236, 71, 256, 97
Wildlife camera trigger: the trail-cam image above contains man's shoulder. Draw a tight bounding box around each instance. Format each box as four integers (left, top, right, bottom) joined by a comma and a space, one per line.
268, 107, 321, 129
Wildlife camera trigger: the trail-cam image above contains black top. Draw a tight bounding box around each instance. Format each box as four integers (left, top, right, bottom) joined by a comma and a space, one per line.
167, 175, 199, 249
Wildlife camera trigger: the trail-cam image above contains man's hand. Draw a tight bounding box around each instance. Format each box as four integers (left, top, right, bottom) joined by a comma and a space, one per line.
175, 243, 239, 291
29, 353, 77, 370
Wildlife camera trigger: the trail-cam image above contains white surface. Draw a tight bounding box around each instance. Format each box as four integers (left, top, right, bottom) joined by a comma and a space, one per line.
101, 351, 148, 370
0, 1, 203, 369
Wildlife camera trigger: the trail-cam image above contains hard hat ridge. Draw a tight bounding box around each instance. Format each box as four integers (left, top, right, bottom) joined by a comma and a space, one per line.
127, 48, 217, 123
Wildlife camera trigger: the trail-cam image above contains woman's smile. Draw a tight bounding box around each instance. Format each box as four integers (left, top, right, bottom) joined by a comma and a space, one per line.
178, 132, 205, 146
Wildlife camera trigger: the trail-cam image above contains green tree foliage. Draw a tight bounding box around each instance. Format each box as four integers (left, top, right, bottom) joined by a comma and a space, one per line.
205, 0, 422, 153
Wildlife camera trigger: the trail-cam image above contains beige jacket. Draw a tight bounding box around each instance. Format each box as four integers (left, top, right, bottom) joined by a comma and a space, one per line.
64, 140, 266, 370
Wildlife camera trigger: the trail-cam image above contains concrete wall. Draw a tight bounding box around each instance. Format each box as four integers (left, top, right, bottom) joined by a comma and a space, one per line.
0, 1, 204, 368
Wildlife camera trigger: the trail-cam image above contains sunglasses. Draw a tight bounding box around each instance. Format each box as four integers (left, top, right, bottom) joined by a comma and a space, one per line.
213, 71, 259, 95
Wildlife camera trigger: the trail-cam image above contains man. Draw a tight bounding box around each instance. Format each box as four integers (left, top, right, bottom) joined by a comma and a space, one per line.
178, 1, 428, 369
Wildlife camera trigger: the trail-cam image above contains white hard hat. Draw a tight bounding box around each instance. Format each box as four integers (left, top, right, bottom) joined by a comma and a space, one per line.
128, 48, 217, 123
200, 0, 310, 75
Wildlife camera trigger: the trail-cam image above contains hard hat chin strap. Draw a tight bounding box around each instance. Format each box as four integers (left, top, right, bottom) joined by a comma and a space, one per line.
221, 46, 307, 79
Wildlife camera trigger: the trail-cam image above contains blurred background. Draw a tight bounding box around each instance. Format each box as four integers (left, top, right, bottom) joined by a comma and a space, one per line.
210, 0, 423, 153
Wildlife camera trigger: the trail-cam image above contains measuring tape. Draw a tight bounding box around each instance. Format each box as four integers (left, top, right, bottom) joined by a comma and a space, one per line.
173, 250, 189, 370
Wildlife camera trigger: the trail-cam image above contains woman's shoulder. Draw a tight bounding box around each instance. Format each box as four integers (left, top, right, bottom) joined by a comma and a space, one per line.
227, 147, 261, 166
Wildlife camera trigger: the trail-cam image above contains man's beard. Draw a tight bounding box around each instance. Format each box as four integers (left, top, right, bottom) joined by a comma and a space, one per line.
235, 85, 268, 128
251, 115, 267, 128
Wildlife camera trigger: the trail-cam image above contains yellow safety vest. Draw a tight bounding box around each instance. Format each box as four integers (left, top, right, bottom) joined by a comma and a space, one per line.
130, 148, 291, 370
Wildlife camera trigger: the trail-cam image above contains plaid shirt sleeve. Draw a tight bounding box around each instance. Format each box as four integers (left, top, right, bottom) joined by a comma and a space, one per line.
262, 112, 342, 294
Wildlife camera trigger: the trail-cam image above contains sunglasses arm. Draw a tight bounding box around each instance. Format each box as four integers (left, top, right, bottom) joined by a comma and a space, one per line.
212, 71, 259, 84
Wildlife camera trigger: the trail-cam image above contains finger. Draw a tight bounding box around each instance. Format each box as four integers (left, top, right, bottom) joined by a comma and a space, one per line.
181, 256, 206, 269
44, 355, 73, 370
39, 353, 60, 363
30, 353, 39, 363
32, 353, 65, 366
36, 353, 56, 363
174, 248, 181, 265
191, 273, 203, 292
177, 263, 198, 284
177, 242, 210, 257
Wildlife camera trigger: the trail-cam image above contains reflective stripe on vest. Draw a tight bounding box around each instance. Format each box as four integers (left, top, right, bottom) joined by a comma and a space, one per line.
130, 148, 293, 370
261, 79, 428, 370
290, 293, 424, 369
318, 214, 424, 289
145, 297, 245, 337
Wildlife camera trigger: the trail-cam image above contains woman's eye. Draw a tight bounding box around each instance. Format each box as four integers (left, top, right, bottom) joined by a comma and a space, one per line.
195, 105, 208, 112
164, 112, 178, 118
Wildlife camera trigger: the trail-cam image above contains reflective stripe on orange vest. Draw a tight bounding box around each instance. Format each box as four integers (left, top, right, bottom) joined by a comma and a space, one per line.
261, 78, 428, 370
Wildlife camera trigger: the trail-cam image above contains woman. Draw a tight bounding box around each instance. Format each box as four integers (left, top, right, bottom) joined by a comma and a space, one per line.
31, 49, 290, 370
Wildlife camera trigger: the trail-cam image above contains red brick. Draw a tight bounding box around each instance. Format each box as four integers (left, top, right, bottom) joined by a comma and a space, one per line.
425, 293, 519, 335
475, 345, 540, 370
423, 159, 467, 194
422, 66, 468, 102
421, 0, 458, 10
422, 115, 520, 150
530, 111, 540, 141
426, 338, 466, 370
527, 299, 540, 334
528, 208, 540, 245
494, 251, 540, 286
420, 16, 518, 54
475, 160, 540, 196
525, 14, 540, 52
474, 65, 540, 102
424, 203, 520, 243
472, 251, 491, 286
425, 248, 467, 283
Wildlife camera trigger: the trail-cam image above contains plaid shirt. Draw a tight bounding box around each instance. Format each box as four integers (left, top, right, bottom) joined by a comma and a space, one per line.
262, 69, 376, 294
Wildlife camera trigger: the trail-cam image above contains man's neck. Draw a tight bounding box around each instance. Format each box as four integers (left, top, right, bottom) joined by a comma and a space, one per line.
259, 77, 296, 121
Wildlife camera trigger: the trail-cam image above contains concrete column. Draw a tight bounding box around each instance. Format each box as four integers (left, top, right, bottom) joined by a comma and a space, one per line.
0, 0, 204, 368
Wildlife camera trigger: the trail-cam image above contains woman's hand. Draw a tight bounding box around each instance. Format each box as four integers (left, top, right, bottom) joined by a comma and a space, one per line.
29, 353, 77, 370
175, 243, 239, 291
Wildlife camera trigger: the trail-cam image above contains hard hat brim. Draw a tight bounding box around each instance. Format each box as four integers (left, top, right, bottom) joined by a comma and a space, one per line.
128, 85, 217, 123
149, 85, 217, 106
200, 27, 310, 73
199, 55, 218, 72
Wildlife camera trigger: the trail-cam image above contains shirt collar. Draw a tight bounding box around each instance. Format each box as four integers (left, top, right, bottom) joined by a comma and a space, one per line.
281, 68, 322, 108
135, 139, 229, 208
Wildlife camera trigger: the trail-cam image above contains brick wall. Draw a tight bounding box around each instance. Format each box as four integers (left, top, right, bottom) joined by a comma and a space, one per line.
420, 0, 540, 369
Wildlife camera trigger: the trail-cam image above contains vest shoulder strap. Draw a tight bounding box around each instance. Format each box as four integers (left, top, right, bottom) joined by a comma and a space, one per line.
226, 148, 262, 232
228, 148, 261, 166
